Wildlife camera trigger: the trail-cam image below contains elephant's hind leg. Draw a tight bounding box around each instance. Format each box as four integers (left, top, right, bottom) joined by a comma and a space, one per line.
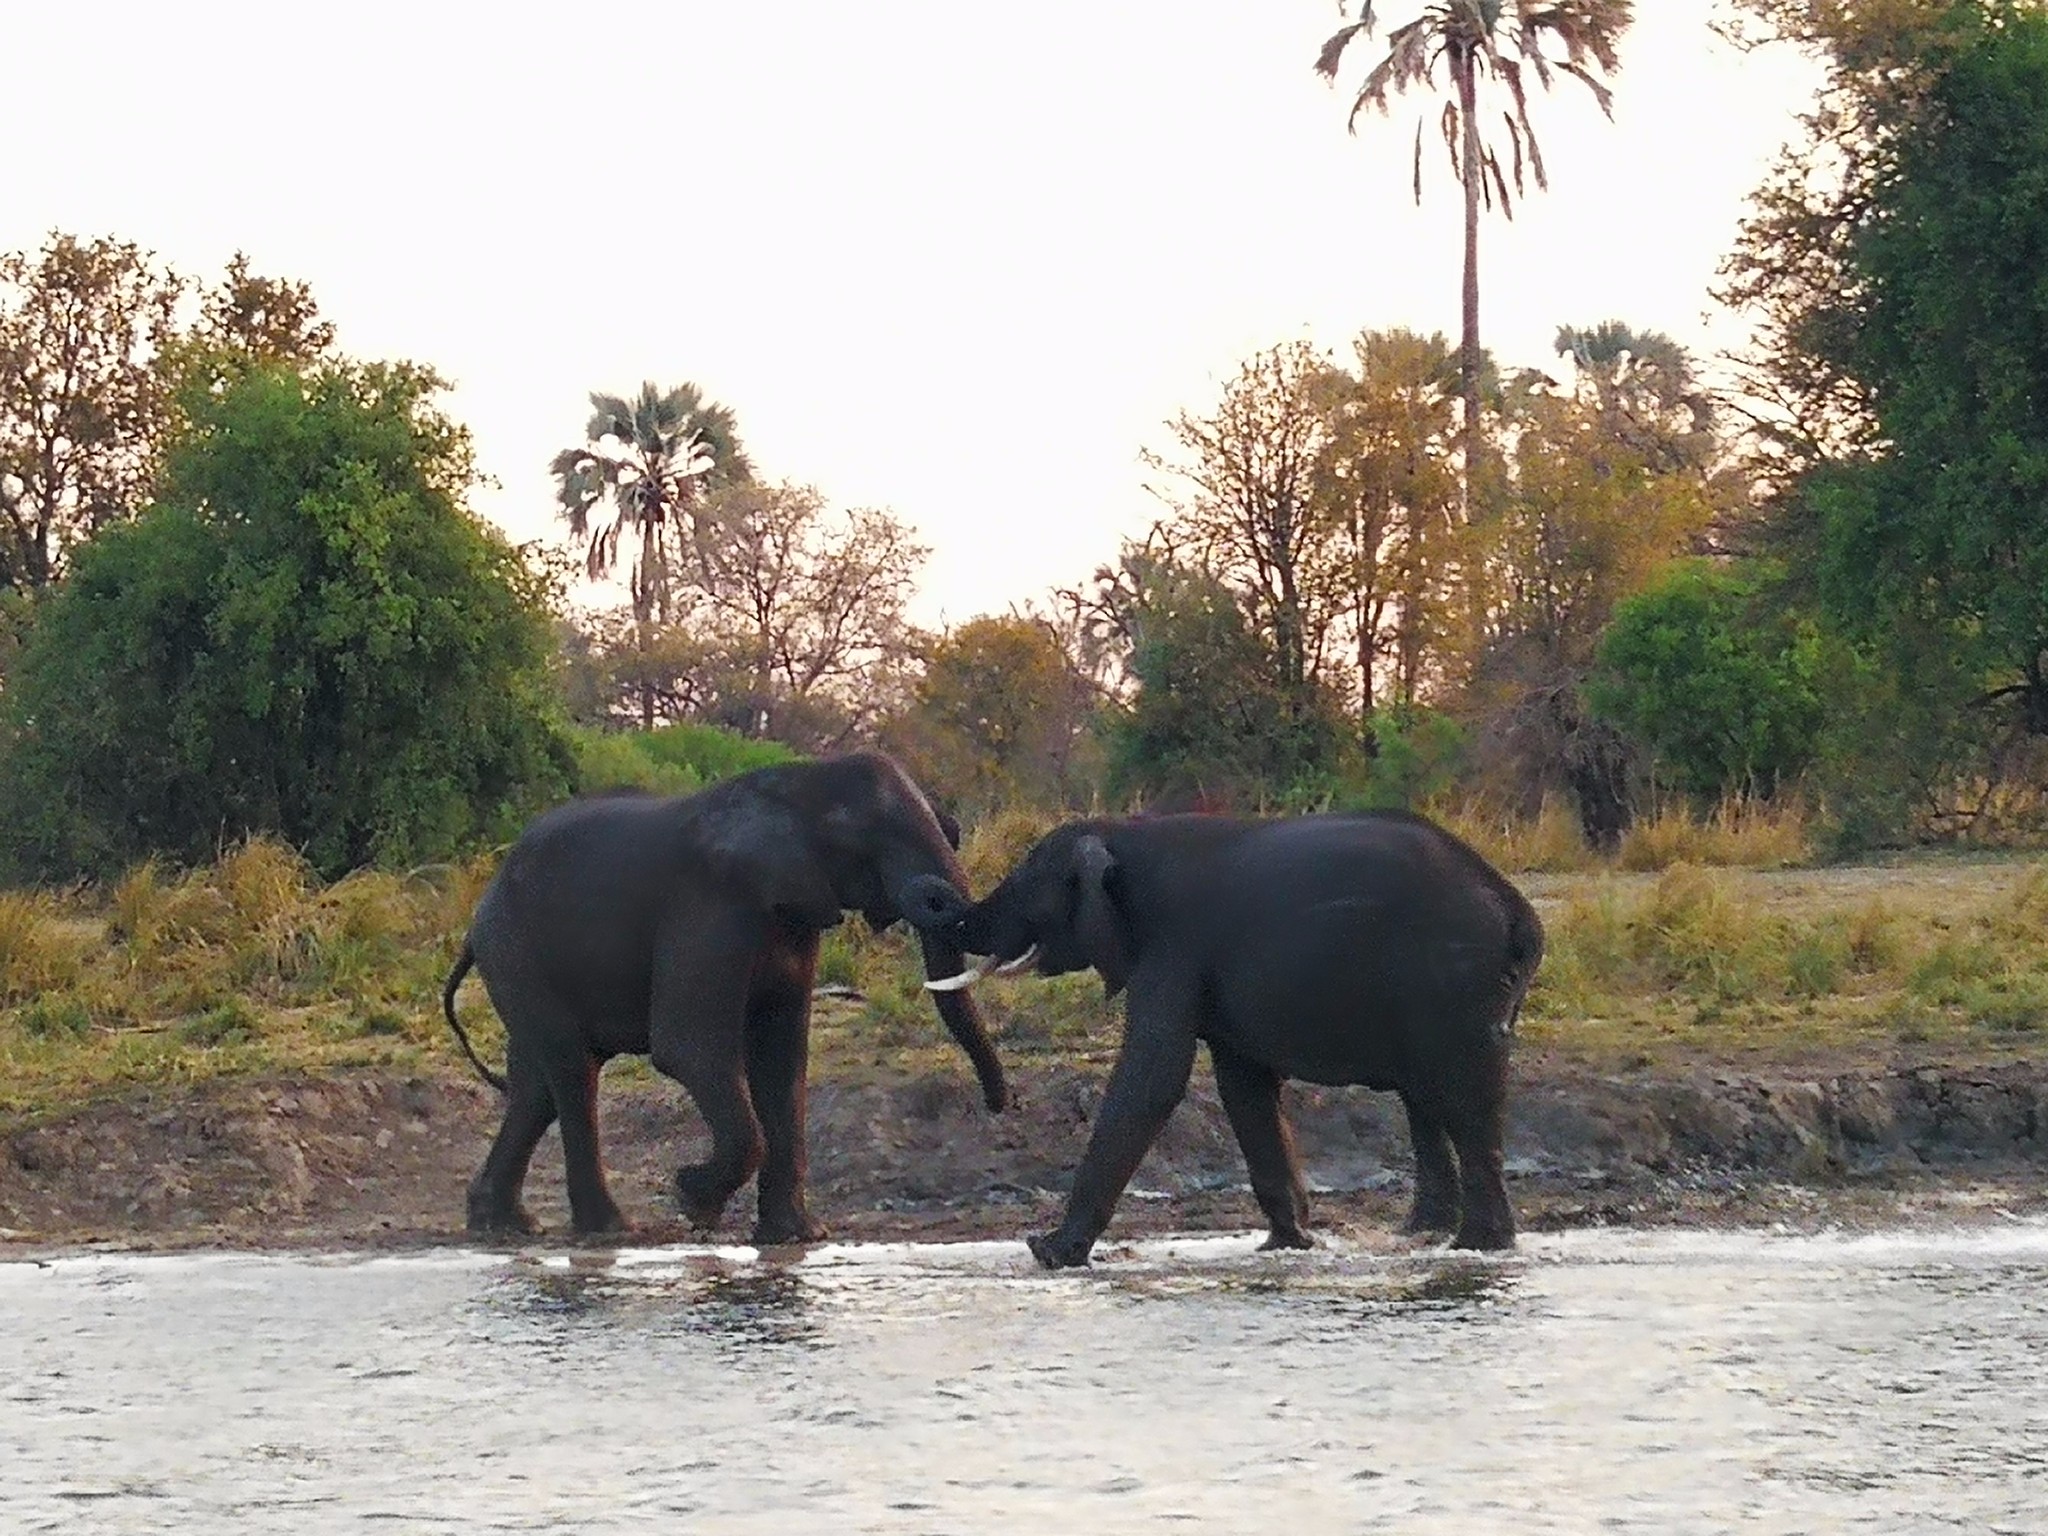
479, 952, 627, 1237
1209, 1040, 1311, 1251
1398, 1091, 1463, 1237
1444, 1051, 1515, 1251
544, 1049, 629, 1237
467, 1044, 555, 1236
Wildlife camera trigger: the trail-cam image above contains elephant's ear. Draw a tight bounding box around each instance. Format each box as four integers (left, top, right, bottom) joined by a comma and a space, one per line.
750, 826, 844, 932
1072, 834, 1132, 997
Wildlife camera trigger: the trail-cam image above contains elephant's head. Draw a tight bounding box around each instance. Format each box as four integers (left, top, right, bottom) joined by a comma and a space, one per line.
758, 752, 1008, 1112
914, 820, 1133, 999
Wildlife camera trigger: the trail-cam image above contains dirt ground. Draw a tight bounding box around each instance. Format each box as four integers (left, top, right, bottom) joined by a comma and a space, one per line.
5, 1041, 2047, 1260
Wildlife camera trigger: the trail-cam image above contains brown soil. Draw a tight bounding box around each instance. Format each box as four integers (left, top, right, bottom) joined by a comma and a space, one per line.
5, 1047, 2047, 1260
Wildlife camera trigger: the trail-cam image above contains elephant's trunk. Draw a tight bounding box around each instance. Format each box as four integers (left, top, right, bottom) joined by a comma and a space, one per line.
917, 927, 1009, 1112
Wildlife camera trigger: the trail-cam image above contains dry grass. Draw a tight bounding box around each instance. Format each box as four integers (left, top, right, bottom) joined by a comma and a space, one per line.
1522, 856, 2048, 1065
1616, 795, 1812, 871
1434, 797, 1599, 874
0, 837, 500, 1117
4, 825, 2044, 1122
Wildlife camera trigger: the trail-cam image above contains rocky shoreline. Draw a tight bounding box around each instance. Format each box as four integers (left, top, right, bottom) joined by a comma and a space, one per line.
4, 1052, 2047, 1257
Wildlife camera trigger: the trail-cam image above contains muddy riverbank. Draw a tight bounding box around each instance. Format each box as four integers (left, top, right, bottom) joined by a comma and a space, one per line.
4, 1049, 2047, 1256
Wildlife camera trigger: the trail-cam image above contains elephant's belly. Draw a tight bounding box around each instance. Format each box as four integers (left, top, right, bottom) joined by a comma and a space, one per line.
1206, 898, 1487, 1086
1208, 1004, 1405, 1088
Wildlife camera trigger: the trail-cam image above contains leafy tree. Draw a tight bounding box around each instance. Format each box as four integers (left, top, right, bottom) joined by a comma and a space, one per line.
1146, 341, 1346, 696
1466, 366, 1720, 841
1808, 5, 2048, 739
0, 233, 181, 590
566, 480, 929, 750
1095, 549, 1345, 808
164, 253, 338, 404
1312, 328, 1465, 719
1713, 0, 1965, 503
1589, 560, 1827, 798
686, 481, 927, 749
552, 381, 750, 608
0, 361, 574, 880
1316, 1, 1633, 468
887, 614, 1100, 812
1553, 321, 1717, 475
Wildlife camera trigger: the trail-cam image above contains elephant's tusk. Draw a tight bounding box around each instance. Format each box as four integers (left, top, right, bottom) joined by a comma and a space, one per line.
993, 943, 1041, 976
924, 955, 997, 992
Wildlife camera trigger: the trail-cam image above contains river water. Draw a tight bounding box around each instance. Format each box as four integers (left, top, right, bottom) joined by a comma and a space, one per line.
4, 1223, 2046, 1533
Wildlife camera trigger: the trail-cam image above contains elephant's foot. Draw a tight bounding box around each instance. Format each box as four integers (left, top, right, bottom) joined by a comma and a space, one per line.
1258, 1225, 1314, 1252
466, 1187, 541, 1238
674, 1165, 737, 1232
1449, 1212, 1516, 1251
1400, 1203, 1460, 1237
751, 1210, 828, 1248
570, 1201, 632, 1240
1027, 1229, 1095, 1270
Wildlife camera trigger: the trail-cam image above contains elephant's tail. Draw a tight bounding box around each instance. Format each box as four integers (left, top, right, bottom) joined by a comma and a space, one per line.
442, 941, 506, 1094
1498, 898, 1547, 1038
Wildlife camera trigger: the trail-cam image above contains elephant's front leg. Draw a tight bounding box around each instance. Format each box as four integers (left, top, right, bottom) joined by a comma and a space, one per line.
649, 920, 765, 1234
744, 940, 827, 1247
1032, 990, 1198, 1269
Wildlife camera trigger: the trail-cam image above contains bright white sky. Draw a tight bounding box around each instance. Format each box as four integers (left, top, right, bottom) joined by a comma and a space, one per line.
5, 2, 1818, 626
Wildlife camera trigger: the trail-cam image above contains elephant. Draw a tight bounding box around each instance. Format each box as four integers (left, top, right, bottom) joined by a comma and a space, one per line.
918, 811, 1543, 1267
441, 751, 1008, 1243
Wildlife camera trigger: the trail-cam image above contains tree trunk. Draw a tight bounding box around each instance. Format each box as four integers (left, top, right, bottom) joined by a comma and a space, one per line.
1455, 45, 1483, 509
634, 520, 659, 732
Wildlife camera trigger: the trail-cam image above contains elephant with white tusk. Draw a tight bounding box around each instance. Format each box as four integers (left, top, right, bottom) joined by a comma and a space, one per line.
442, 752, 1007, 1244
910, 810, 1543, 1268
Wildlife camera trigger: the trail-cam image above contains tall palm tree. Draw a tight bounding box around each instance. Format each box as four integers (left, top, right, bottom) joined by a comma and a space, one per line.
550, 381, 751, 623
1316, 2, 1633, 481
551, 381, 751, 727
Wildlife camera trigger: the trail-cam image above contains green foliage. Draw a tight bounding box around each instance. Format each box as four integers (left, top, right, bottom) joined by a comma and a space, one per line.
0, 362, 575, 881
18, 996, 92, 1040
1343, 705, 1467, 811
180, 998, 259, 1048
1590, 560, 1828, 799
568, 721, 796, 796
1106, 562, 1345, 808
1808, 9, 2048, 744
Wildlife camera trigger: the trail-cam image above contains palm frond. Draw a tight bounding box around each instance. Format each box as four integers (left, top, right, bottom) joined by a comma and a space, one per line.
585, 393, 634, 444
1484, 147, 1514, 221
1552, 58, 1615, 117
1316, 19, 1375, 81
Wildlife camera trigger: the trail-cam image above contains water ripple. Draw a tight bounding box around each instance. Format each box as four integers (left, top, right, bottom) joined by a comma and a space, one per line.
2, 1225, 2046, 1532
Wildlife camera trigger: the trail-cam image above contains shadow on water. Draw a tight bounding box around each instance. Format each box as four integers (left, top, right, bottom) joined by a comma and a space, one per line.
1105, 1251, 1520, 1325
483, 1251, 823, 1349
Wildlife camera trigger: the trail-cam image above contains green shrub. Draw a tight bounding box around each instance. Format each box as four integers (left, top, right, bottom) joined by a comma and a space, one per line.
1589, 559, 1827, 801
16, 996, 93, 1039
0, 361, 575, 883
180, 998, 259, 1047
568, 722, 796, 796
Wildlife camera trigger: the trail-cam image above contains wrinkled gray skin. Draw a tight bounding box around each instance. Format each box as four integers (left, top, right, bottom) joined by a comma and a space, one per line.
921, 812, 1543, 1268
442, 752, 1006, 1244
